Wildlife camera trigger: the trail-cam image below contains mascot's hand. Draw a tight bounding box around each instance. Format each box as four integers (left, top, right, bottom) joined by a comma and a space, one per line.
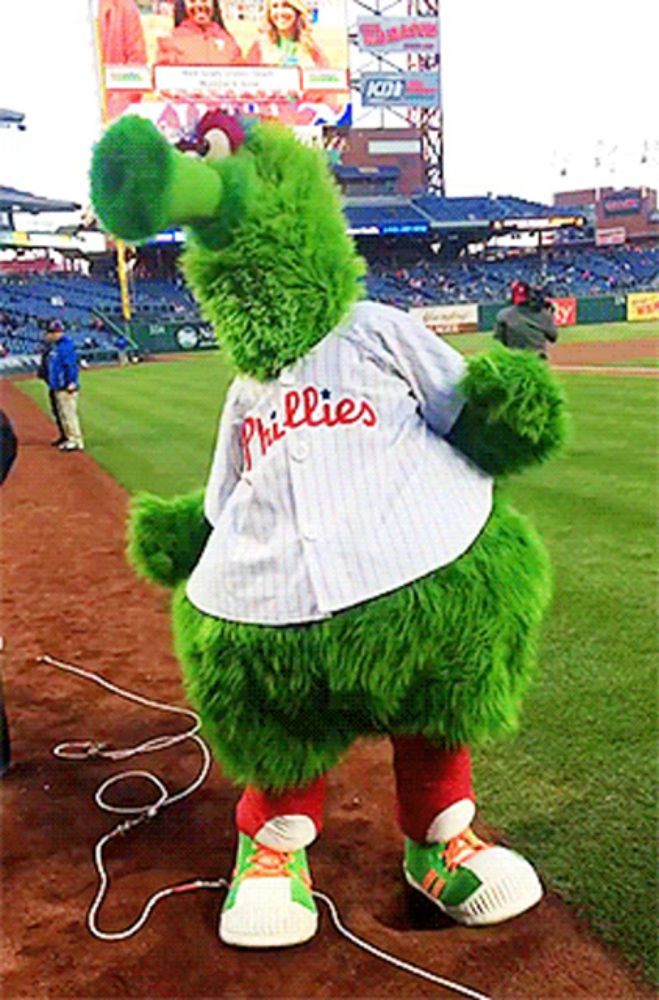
90, 116, 222, 242
127, 490, 210, 588
447, 343, 568, 476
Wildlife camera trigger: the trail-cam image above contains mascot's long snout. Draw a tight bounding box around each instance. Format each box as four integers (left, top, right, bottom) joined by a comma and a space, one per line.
91, 113, 246, 244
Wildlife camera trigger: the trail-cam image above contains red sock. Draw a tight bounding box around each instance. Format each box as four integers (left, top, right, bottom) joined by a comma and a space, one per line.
236, 776, 327, 841
391, 736, 475, 843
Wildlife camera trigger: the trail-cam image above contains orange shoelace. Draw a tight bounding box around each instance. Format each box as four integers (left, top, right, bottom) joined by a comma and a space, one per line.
442, 827, 492, 872
238, 844, 312, 890
242, 844, 293, 879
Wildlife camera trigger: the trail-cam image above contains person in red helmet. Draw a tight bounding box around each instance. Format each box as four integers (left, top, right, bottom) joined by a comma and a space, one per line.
494, 281, 558, 358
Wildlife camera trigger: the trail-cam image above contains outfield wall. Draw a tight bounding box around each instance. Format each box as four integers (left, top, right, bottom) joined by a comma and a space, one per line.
471, 291, 656, 335
479, 294, 627, 333
123, 319, 217, 354
123, 292, 659, 352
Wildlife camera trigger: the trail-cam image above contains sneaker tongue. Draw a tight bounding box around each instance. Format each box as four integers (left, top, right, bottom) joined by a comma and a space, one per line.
425, 798, 476, 843
255, 814, 317, 851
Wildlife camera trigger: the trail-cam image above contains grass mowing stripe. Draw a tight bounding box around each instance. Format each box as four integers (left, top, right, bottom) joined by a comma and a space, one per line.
20, 367, 228, 495
15, 344, 658, 982
477, 371, 657, 980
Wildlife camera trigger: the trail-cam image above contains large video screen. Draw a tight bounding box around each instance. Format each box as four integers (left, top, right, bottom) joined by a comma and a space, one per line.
95, 0, 350, 131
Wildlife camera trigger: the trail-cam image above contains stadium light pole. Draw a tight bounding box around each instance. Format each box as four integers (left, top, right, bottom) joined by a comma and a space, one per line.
87, 0, 132, 325
406, 0, 443, 193
0, 109, 27, 132
347, 0, 443, 192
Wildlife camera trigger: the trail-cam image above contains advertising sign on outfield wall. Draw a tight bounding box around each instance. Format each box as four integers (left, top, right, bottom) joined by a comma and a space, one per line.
549, 297, 577, 327
412, 303, 478, 335
361, 72, 440, 108
627, 291, 659, 321
128, 320, 217, 353
357, 17, 439, 54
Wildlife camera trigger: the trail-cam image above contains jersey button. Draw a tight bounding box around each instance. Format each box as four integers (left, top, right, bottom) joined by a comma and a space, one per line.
289, 438, 309, 462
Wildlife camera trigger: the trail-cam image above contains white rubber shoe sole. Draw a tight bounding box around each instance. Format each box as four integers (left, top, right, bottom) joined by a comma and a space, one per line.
405, 845, 543, 927
219, 877, 318, 948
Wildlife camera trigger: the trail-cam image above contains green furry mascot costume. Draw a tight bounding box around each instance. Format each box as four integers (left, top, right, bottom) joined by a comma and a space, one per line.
91, 112, 566, 948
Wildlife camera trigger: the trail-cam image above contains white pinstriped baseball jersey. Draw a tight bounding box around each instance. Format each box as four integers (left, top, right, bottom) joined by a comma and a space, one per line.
186, 300, 493, 625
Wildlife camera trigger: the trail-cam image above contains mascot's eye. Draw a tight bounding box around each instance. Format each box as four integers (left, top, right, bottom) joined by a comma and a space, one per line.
201, 128, 233, 162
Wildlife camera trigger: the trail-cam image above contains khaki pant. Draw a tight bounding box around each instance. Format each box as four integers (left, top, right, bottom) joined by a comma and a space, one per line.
55, 390, 84, 448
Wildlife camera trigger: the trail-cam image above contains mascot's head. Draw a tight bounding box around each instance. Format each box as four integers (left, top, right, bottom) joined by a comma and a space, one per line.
91, 114, 365, 381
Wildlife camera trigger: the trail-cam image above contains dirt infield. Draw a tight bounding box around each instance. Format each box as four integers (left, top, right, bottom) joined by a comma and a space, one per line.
550, 337, 657, 367
152, 337, 659, 374
1, 381, 652, 1000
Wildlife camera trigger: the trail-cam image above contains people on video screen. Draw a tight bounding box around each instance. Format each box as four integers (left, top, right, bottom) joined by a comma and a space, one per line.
157, 0, 244, 66
153, 0, 328, 68
246, 0, 328, 68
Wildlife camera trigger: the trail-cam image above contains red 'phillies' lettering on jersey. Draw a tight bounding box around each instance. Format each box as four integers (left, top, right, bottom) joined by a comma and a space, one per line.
240, 386, 378, 471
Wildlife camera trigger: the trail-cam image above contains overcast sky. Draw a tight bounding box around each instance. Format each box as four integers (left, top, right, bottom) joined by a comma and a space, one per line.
0, 0, 657, 217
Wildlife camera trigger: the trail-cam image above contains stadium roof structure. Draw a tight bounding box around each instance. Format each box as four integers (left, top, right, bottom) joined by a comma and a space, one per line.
341, 193, 587, 238
413, 194, 584, 226
0, 108, 25, 128
0, 186, 81, 215
344, 195, 431, 236
334, 165, 401, 183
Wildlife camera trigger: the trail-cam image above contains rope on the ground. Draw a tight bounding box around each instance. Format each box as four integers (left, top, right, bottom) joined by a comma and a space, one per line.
313, 891, 490, 1000
39, 653, 491, 1000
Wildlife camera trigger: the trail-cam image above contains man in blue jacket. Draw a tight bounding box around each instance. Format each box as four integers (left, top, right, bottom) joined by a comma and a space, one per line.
45, 321, 85, 452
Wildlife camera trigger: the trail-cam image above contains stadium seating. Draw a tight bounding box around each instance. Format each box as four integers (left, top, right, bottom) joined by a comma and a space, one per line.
0, 272, 199, 357
0, 245, 657, 357
365, 245, 659, 308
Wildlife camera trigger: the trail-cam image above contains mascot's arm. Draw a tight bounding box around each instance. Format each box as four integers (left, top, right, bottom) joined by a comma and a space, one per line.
446, 343, 568, 476
127, 490, 210, 588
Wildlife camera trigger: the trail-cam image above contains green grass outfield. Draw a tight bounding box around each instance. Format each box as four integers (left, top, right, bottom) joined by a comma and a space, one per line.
446, 318, 659, 353
18, 327, 657, 981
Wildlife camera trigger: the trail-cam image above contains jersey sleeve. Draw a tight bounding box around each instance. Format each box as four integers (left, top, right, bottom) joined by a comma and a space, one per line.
356, 305, 467, 435
203, 380, 245, 526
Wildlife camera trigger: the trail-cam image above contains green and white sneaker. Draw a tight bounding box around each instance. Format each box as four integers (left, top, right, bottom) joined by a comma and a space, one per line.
220, 833, 318, 948
404, 828, 543, 927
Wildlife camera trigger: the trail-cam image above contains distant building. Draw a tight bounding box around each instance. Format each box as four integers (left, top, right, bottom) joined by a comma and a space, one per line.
554, 187, 658, 244
325, 127, 425, 196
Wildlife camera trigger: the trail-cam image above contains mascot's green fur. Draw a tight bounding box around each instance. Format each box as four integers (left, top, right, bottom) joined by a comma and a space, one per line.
91, 115, 567, 946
